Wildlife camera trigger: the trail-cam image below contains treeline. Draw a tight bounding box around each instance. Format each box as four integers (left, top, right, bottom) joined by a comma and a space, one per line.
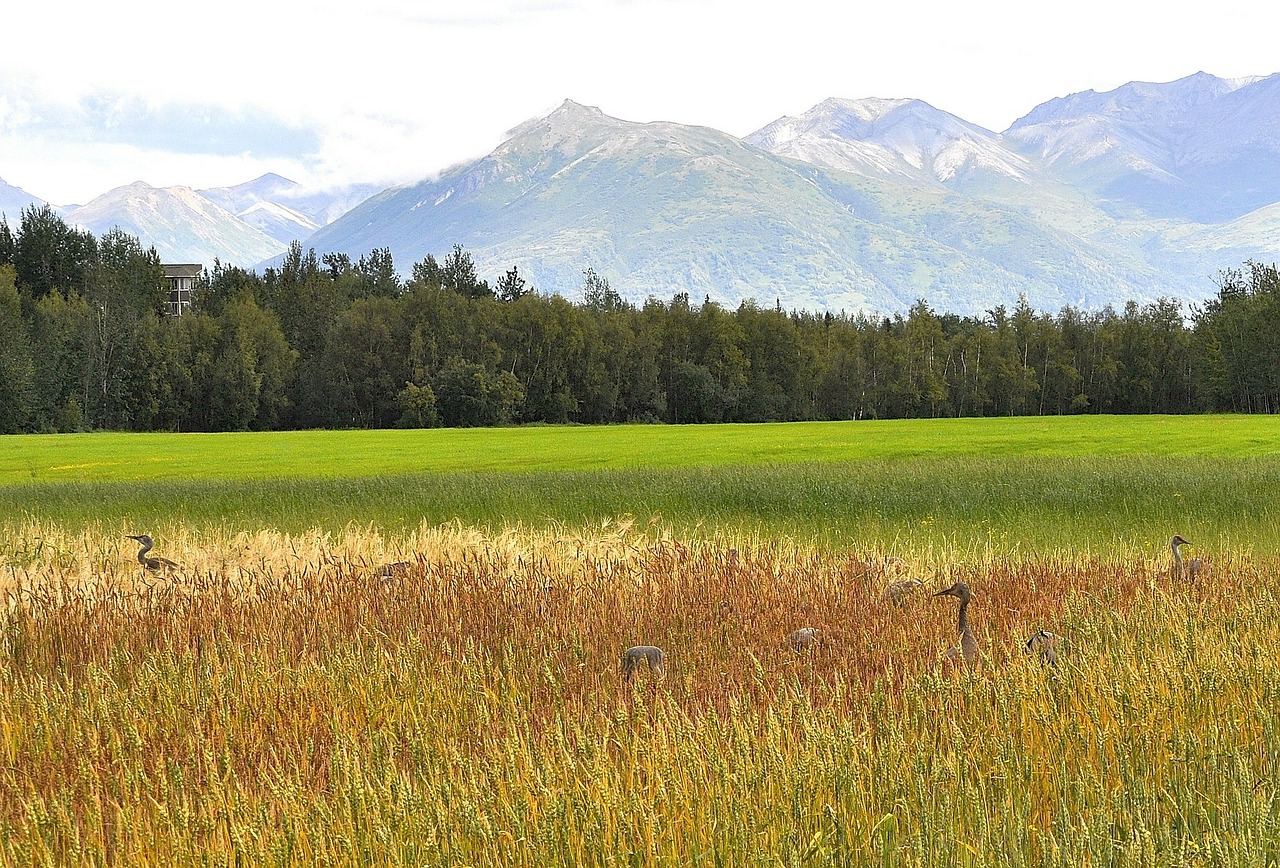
1, 205, 1279, 433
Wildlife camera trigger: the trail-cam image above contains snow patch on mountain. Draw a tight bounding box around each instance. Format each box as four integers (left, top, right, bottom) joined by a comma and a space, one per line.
1005, 71, 1280, 220
236, 199, 318, 244
746, 97, 1031, 185
69, 181, 286, 266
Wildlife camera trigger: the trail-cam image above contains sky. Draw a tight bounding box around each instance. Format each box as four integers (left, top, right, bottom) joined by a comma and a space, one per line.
4, 0, 1279, 205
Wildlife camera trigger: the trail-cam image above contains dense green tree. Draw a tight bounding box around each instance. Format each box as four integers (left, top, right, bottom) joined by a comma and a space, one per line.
1194, 261, 1280, 412
94, 228, 167, 314
352, 248, 401, 299
667, 360, 729, 423
503, 293, 581, 423
581, 267, 624, 312
496, 266, 532, 303
197, 261, 263, 317
396, 381, 439, 428
12, 205, 97, 300
324, 296, 407, 427
432, 359, 524, 427
0, 265, 34, 432
0, 220, 14, 267
207, 296, 296, 430
437, 245, 491, 299
26, 290, 93, 431
6, 210, 1280, 432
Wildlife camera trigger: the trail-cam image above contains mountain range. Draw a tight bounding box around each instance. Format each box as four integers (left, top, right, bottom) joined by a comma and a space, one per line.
4, 72, 1279, 314
0, 177, 49, 223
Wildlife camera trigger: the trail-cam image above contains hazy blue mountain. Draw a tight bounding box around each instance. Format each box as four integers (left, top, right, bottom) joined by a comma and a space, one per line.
1005, 72, 1280, 221
199, 173, 304, 212
303, 100, 1175, 314
198, 174, 315, 243
0, 176, 55, 224
233, 199, 319, 245
745, 97, 1032, 187
198, 173, 380, 244
69, 181, 286, 266
743, 95, 1131, 243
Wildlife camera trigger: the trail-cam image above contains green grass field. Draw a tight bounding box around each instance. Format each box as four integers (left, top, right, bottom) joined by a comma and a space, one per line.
1, 415, 1276, 554
3, 415, 1276, 484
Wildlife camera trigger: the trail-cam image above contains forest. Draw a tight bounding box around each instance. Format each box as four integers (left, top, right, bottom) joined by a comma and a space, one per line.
1, 205, 1278, 433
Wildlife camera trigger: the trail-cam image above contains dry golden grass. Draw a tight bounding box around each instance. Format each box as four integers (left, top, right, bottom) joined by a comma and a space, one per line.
2, 519, 1278, 865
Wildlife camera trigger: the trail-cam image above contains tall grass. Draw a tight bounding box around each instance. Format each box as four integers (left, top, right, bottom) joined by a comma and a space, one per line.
4, 455, 1276, 554
2, 521, 1277, 864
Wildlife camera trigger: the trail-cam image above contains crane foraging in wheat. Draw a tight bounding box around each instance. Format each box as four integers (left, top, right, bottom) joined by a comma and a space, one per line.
884, 578, 924, 606
621, 646, 665, 682
934, 581, 979, 666
1024, 629, 1063, 665
786, 627, 821, 653
126, 534, 181, 573
1170, 535, 1209, 580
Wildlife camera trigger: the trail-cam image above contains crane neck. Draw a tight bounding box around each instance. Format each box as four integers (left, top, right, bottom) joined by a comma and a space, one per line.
1171, 541, 1182, 564
136, 539, 153, 564
957, 597, 970, 635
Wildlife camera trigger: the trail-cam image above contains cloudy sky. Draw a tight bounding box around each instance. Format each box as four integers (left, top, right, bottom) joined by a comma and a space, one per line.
4, 0, 1278, 205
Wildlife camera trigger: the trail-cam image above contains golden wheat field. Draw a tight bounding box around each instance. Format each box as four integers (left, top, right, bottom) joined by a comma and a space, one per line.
2, 519, 1279, 865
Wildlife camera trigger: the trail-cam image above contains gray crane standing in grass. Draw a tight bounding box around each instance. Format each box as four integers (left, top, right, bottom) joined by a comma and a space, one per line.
378, 561, 411, 579
126, 534, 181, 573
1024, 629, 1063, 665
884, 578, 924, 606
786, 627, 821, 653
1170, 535, 1209, 580
621, 645, 665, 682
934, 581, 979, 666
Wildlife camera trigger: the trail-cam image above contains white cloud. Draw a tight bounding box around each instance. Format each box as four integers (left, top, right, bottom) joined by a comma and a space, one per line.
4, 0, 1279, 202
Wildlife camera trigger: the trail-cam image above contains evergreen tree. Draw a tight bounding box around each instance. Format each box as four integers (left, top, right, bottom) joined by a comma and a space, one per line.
496, 266, 531, 302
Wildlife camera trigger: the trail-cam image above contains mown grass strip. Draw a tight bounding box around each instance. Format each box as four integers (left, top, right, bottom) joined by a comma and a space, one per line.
2, 415, 1277, 485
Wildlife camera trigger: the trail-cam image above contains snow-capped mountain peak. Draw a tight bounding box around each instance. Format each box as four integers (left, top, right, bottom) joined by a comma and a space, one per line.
68, 181, 285, 265
746, 96, 1030, 184
1005, 71, 1280, 220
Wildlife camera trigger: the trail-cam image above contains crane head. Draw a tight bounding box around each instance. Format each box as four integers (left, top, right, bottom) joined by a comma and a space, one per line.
1171, 534, 1190, 547
933, 581, 971, 602
126, 534, 153, 545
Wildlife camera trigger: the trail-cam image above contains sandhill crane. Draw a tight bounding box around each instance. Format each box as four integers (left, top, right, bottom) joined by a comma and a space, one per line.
786, 627, 820, 653
884, 578, 924, 606
1024, 629, 1063, 665
378, 561, 411, 579
126, 534, 181, 573
620, 645, 666, 682
1170, 535, 1209, 580
934, 581, 979, 666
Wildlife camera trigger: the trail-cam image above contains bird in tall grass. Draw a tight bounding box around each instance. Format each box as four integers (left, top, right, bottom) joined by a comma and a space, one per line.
786, 627, 821, 653
621, 645, 666, 682
126, 534, 181, 573
378, 561, 411, 579
934, 581, 978, 666
1024, 629, 1063, 665
1170, 535, 1209, 580
884, 578, 924, 606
